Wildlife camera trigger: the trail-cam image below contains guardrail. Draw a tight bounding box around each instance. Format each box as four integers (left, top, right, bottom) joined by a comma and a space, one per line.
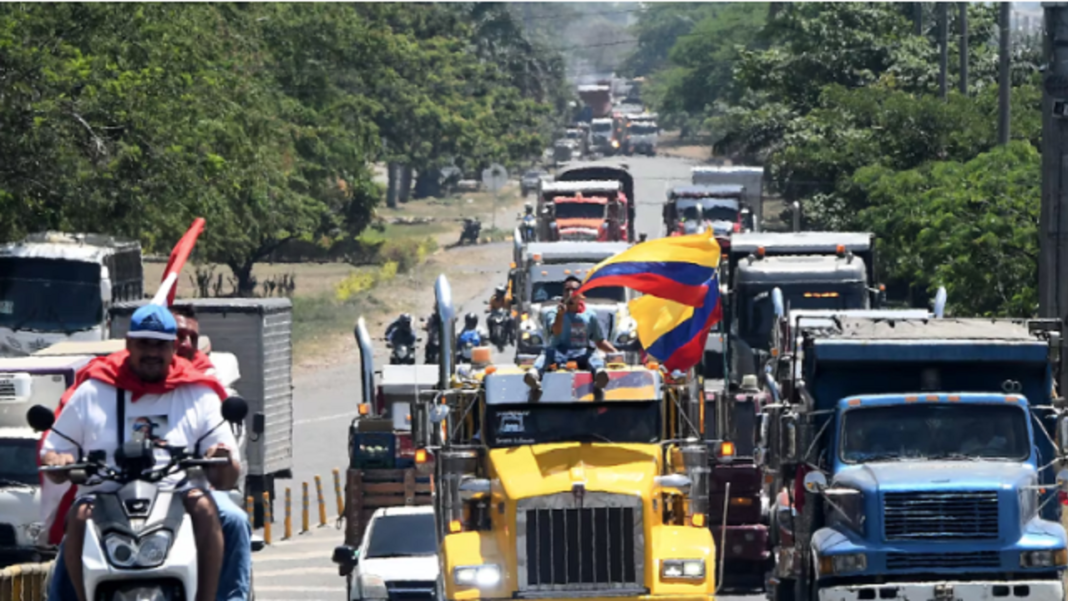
0, 562, 52, 601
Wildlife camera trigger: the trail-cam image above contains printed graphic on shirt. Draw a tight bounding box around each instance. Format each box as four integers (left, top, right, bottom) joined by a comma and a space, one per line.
127, 415, 169, 443
567, 316, 589, 348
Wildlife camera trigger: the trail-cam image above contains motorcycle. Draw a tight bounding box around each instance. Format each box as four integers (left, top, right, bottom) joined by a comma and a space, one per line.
423, 318, 440, 364
457, 330, 482, 363
386, 337, 417, 365
487, 309, 511, 352
28, 397, 249, 601
459, 218, 481, 245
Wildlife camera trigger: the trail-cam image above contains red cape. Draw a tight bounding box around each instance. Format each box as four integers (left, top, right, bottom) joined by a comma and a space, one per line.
39, 350, 227, 544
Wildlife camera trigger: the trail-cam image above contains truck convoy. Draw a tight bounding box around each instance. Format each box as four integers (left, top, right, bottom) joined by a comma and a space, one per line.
764, 315, 1068, 601
692, 167, 764, 232
512, 242, 639, 361
405, 275, 718, 601
0, 232, 143, 357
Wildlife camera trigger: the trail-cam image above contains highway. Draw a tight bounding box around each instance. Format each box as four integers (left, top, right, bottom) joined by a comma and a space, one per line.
251, 154, 760, 601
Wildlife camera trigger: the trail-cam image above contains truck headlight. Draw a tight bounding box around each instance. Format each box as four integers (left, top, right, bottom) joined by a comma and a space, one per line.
660, 559, 705, 580
1020, 549, 1068, 568
359, 573, 389, 600
817, 553, 867, 576
454, 564, 501, 588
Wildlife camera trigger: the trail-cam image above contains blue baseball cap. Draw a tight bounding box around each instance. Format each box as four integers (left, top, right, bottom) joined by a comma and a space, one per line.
128, 304, 177, 341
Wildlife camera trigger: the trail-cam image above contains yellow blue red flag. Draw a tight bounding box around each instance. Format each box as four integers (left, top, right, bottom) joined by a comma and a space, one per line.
577, 232, 723, 372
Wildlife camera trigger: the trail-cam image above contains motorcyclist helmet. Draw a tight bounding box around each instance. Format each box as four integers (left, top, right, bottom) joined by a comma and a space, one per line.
465, 312, 478, 329
400, 313, 412, 326
494, 285, 506, 298
524, 203, 534, 214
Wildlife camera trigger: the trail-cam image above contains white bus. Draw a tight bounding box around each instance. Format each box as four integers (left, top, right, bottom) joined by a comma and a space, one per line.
0, 232, 143, 356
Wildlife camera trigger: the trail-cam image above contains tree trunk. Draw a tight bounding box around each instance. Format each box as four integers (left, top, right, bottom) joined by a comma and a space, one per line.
386, 162, 399, 208
398, 165, 414, 203
414, 168, 442, 199
229, 260, 257, 297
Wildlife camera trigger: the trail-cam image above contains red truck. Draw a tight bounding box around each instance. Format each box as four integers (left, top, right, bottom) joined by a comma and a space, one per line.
577, 84, 612, 118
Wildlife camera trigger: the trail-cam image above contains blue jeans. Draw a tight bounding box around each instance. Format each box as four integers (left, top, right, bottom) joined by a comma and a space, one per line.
533, 347, 604, 378
49, 490, 252, 601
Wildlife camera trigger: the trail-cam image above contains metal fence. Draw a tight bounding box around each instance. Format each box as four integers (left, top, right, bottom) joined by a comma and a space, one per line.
0, 562, 51, 601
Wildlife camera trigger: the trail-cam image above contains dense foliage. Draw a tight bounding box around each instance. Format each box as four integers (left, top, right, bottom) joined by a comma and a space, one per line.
625, 2, 1043, 316
0, 3, 566, 291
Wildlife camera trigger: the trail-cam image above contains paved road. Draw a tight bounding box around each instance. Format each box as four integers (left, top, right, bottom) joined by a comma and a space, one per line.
252, 154, 760, 601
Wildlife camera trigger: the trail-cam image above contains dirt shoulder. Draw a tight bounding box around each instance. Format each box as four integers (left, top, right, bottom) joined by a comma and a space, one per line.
657, 131, 713, 163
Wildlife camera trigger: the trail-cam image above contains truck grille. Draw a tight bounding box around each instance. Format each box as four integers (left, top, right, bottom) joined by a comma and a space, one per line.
883, 491, 998, 540
517, 493, 644, 593
886, 551, 1000, 570
386, 580, 435, 601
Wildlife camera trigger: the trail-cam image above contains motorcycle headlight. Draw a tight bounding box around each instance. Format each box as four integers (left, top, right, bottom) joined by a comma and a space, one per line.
660, 559, 705, 580
104, 534, 138, 568
1020, 549, 1068, 568
453, 564, 501, 588
136, 531, 172, 567
360, 573, 389, 600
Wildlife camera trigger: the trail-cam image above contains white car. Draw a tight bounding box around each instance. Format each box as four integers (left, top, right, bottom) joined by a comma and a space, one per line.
335, 506, 439, 601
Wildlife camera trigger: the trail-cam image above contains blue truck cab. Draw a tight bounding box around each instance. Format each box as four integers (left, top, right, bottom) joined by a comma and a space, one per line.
771, 316, 1068, 601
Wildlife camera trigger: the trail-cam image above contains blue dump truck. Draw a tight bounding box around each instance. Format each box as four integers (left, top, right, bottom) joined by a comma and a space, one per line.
765, 316, 1068, 601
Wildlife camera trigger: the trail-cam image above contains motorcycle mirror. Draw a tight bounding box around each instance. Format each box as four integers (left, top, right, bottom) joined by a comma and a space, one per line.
27, 405, 56, 432
222, 396, 250, 424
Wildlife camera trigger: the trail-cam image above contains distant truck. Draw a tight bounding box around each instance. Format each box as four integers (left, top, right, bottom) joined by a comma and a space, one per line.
555, 165, 637, 243
664, 184, 749, 244
692, 167, 764, 232
622, 112, 659, 156
590, 117, 618, 156
765, 316, 1068, 601
577, 84, 612, 119
0, 232, 143, 357
536, 180, 628, 243
108, 298, 293, 528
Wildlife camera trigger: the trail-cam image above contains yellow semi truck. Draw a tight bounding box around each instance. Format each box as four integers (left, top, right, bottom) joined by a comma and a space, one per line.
415, 275, 718, 601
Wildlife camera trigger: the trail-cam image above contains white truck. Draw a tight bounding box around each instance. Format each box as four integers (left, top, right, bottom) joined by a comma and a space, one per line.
0, 354, 94, 566
0, 232, 143, 357
692, 166, 764, 232
622, 112, 659, 156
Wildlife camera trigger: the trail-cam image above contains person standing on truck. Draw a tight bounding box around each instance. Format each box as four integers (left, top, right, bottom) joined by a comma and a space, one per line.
524, 276, 617, 392
40, 304, 240, 601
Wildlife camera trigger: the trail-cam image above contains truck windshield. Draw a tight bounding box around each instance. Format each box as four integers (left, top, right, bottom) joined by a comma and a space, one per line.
0, 438, 40, 486
630, 124, 657, 135
679, 201, 739, 223
555, 203, 607, 220
365, 513, 437, 558
592, 123, 612, 133
486, 401, 661, 447
739, 283, 867, 346
531, 282, 625, 303
840, 404, 1030, 463
0, 257, 102, 334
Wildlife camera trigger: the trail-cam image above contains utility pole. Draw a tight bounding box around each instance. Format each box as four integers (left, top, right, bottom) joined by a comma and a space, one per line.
959, 3, 969, 95
938, 3, 948, 99
999, 2, 1011, 145
1040, 3, 1068, 395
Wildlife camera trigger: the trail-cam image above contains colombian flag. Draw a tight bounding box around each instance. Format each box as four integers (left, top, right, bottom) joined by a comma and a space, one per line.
577, 232, 722, 372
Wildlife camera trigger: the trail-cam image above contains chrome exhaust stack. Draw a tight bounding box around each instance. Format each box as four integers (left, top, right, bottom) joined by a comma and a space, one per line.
435, 274, 456, 391
353, 317, 376, 413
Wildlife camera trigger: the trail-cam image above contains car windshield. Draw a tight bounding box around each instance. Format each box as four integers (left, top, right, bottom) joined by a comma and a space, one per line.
0, 258, 102, 333
531, 282, 625, 303
592, 122, 613, 133
524, 171, 544, 179
554, 202, 606, 220
0, 438, 41, 486
739, 283, 867, 347
364, 514, 437, 558
840, 404, 1030, 463
630, 124, 657, 135
487, 401, 661, 447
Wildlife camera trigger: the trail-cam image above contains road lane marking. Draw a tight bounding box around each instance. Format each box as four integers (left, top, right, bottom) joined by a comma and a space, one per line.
257, 567, 338, 578
253, 549, 332, 562
254, 585, 345, 592
294, 412, 358, 426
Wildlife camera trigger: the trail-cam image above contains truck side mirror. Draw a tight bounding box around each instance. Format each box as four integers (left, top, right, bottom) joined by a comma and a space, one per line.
803, 471, 828, 493
331, 545, 360, 569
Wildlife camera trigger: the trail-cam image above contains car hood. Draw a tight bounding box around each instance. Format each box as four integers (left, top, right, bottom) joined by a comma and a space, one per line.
360, 555, 440, 581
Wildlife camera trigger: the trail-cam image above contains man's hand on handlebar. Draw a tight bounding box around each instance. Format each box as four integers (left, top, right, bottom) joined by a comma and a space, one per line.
41, 451, 76, 484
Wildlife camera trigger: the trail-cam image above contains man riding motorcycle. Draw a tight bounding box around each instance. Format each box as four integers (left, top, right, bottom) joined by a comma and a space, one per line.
41, 305, 240, 601
520, 203, 537, 242
457, 313, 483, 361
487, 285, 514, 346
385, 313, 417, 358
424, 308, 442, 363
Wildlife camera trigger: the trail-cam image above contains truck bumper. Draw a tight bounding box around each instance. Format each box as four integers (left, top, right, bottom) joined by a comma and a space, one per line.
818, 580, 1064, 601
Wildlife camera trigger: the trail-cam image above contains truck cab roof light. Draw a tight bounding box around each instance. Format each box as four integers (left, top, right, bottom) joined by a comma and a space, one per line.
533, 254, 542, 262
415, 449, 428, 464
836, 244, 846, 256
756, 246, 765, 258
718, 441, 735, 458
926, 395, 939, 402
448, 519, 462, 533
358, 403, 370, 416
691, 513, 706, 527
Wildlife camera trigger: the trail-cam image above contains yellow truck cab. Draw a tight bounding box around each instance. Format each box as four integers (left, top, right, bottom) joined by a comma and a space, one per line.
412, 275, 717, 601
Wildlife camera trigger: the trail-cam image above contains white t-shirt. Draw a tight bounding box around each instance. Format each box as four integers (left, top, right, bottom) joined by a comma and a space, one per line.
40, 379, 239, 495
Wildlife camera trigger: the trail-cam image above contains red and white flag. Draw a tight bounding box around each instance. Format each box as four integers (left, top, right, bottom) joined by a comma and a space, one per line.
152, 217, 205, 306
